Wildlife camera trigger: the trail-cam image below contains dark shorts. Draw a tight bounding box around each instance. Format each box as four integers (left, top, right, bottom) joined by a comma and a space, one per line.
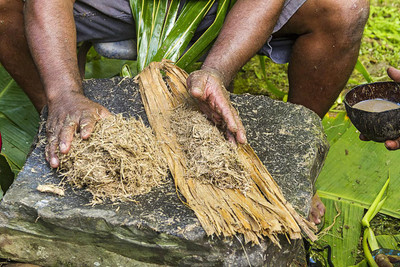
74, 0, 306, 64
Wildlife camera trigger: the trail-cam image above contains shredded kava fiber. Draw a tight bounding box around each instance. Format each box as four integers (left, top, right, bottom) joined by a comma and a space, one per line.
170, 105, 250, 192
58, 114, 168, 204
137, 60, 317, 246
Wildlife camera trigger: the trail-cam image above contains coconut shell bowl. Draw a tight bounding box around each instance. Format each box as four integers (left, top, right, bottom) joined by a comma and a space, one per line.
344, 81, 400, 142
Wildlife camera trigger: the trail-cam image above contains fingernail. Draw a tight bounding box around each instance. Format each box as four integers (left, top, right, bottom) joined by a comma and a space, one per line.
191, 87, 203, 96
240, 133, 247, 144
50, 157, 58, 167
60, 143, 66, 152
81, 130, 89, 139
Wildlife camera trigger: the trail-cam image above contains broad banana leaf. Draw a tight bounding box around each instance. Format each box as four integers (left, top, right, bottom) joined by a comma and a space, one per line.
316, 113, 400, 266
0, 66, 39, 174
322, 111, 352, 146
316, 121, 400, 218
130, 0, 234, 71
317, 197, 365, 266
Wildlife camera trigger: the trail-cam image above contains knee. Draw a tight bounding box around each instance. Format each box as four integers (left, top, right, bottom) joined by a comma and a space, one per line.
317, 0, 369, 44
0, 0, 24, 35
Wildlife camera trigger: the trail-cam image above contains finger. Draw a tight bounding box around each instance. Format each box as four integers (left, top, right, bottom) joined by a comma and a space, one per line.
59, 116, 78, 154
207, 89, 247, 143
359, 133, 370, 141
46, 126, 61, 168
226, 130, 237, 145
197, 101, 221, 125
309, 209, 321, 225
219, 103, 238, 133
385, 139, 400, 150
217, 100, 248, 144
387, 67, 400, 82
187, 71, 207, 99
316, 200, 326, 216
231, 108, 247, 144
79, 110, 100, 139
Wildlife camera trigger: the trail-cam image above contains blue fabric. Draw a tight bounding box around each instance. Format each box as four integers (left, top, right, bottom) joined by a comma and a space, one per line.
261, 0, 308, 63
74, 0, 135, 42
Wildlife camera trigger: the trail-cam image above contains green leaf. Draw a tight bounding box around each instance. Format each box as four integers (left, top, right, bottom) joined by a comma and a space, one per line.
135, 0, 169, 69
355, 59, 373, 83
353, 235, 400, 265
160, 1, 180, 43
375, 234, 400, 250
362, 176, 390, 227
152, 1, 215, 64
253, 55, 286, 98
85, 59, 137, 79
177, 0, 231, 70
130, 0, 224, 71
121, 64, 133, 78
0, 114, 35, 172
0, 66, 39, 176
316, 123, 400, 219
363, 228, 379, 267
366, 227, 379, 252
0, 67, 39, 136
322, 111, 352, 145
317, 197, 364, 266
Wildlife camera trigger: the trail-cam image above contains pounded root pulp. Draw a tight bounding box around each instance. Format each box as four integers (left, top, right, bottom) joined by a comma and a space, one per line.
170, 105, 250, 192
58, 114, 168, 204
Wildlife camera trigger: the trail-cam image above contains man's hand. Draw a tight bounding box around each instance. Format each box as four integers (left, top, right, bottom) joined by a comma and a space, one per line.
383, 67, 400, 149
183, 0, 284, 144
359, 66, 400, 150
388, 66, 400, 82
46, 92, 110, 168
187, 68, 247, 144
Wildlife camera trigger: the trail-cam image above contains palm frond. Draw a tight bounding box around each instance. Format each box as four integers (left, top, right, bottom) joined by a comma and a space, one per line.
130, 0, 233, 71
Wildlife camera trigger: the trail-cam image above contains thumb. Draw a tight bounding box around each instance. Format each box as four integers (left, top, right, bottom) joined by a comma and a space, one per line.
387, 67, 400, 82
187, 71, 207, 99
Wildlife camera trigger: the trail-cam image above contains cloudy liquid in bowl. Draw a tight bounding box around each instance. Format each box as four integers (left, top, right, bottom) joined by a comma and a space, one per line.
352, 98, 400, 112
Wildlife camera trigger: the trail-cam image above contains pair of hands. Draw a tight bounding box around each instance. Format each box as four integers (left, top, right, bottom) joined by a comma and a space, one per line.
46, 69, 247, 168
359, 67, 400, 150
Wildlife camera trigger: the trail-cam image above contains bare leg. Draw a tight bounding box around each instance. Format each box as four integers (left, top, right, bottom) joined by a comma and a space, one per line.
77, 42, 92, 79
0, 0, 46, 111
277, 0, 369, 118
275, 0, 369, 224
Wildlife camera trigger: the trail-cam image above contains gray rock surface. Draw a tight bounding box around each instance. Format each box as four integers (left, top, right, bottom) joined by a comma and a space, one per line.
0, 77, 329, 266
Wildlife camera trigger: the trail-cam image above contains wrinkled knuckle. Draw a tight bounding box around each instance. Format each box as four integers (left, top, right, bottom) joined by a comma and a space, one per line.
64, 120, 77, 128
80, 114, 96, 125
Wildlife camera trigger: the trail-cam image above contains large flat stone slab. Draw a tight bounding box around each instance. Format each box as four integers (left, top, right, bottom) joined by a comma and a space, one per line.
0, 77, 329, 266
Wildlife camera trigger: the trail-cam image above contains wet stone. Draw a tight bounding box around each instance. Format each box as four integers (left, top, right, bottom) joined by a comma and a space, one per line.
0, 77, 329, 266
